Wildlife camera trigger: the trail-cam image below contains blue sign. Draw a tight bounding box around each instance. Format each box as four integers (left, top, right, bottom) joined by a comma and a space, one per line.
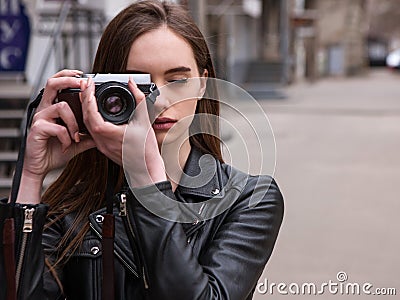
0, 0, 31, 72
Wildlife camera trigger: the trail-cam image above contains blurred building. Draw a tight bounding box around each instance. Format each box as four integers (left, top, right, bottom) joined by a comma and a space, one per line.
290, 0, 368, 81
205, 0, 290, 98
0, 0, 386, 192
193, 0, 370, 84
1, 0, 387, 88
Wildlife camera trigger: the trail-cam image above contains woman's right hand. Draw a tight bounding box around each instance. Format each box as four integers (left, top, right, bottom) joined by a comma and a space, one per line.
15, 70, 96, 204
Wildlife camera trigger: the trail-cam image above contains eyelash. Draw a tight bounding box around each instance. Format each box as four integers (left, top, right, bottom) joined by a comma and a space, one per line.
167, 78, 188, 84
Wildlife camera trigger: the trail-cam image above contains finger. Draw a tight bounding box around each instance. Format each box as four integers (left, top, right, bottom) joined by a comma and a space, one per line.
128, 77, 151, 124
128, 76, 146, 105
52, 69, 83, 78
80, 77, 105, 134
33, 102, 80, 142
30, 120, 72, 152
39, 77, 84, 110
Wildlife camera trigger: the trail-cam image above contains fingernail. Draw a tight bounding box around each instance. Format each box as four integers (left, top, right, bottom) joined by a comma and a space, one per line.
74, 132, 80, 143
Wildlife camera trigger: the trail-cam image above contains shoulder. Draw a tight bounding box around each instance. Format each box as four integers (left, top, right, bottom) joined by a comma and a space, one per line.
220, 162, 284, 220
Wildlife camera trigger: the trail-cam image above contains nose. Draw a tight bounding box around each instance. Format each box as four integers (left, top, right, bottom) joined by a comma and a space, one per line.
152, 81, 169, 114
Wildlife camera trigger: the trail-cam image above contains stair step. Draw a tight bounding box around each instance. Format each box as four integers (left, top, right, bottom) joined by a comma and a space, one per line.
0, 178, 12, 189
244, 61, 283, 84
0, 151, 18, 162
242, 83, 287, 100
0, 128, 21, 138
0, 110, 25, 119
0, 83, 32, 100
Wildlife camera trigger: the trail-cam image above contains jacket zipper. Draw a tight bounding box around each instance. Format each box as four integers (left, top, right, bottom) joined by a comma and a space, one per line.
118, 192, 149, 290
15, 207, 35, 291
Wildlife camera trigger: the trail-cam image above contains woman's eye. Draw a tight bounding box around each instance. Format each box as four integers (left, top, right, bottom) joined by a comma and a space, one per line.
167, 78, 188, 84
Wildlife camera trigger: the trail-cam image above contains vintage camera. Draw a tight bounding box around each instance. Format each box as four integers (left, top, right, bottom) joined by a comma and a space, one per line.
57, 73, 158, 133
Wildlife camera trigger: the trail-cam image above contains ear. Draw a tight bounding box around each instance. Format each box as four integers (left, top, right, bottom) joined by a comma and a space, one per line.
198, 69, 208, 99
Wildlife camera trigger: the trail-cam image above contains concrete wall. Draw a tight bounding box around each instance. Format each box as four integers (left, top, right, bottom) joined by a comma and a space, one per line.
207, 1, 261, 84
290, 0, 368, 80
316, 0, 367, 76
227, 14, 260, 84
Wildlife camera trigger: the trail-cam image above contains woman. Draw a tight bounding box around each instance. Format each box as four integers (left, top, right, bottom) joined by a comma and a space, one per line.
0, 1, 284, 299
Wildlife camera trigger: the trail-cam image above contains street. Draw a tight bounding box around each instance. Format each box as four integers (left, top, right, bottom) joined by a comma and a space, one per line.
225, 69, 400, 299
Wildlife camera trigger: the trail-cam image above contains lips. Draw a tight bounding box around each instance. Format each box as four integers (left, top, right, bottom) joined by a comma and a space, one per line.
152, 117, 177, 130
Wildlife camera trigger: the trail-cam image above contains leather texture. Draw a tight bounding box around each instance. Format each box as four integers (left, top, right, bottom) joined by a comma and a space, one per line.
0, 147, 284, 300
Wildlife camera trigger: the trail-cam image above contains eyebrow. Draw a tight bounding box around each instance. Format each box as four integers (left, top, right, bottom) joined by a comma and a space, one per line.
125, 66, 192, 75
164, 66, 191, 75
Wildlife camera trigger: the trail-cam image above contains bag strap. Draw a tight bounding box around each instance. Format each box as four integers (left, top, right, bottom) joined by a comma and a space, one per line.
3, 219, 16, 300
9, 89, 44, 206
2, 89, 43, 300
101, 159, 118, 300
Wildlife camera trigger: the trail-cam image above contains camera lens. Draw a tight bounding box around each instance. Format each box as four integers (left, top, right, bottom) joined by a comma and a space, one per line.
95, 82, 135, 124
104, 95, 124, 115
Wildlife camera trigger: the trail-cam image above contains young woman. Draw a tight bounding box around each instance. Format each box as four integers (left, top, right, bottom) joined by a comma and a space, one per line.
0, 1, 284, 299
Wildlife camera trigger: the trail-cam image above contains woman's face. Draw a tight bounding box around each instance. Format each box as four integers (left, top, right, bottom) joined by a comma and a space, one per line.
127, 26, 207, 147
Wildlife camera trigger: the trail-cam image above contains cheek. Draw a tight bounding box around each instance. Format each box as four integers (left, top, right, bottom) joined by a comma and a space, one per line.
172, 98, 198, 121
171, 99, 198, 130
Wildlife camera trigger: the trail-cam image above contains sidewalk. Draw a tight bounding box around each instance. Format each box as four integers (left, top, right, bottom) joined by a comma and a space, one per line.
250, 69, 400, 299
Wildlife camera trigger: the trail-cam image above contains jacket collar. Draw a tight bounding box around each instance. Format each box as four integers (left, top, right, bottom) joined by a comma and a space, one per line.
176, 147, 224, 199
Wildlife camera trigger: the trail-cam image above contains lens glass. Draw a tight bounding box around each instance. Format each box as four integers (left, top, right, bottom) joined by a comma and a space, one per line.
104, 95, 124, 115
96, 81, 135, 124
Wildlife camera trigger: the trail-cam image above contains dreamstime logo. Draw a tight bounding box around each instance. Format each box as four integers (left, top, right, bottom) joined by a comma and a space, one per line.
122, 77, 276, 223
256, 272, 397, 296
336, 271, 348, 282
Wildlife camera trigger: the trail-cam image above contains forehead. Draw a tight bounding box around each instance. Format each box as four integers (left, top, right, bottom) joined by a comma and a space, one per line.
127, 26, 198, 72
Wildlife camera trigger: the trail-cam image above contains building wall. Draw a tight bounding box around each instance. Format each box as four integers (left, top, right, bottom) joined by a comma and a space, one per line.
290, 0, 368, 80
367, 0, 400, 51
207, 0, 262, 83
316, 0, 367, 76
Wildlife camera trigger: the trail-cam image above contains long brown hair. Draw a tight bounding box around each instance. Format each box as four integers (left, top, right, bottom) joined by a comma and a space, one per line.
43, 0, 222, 268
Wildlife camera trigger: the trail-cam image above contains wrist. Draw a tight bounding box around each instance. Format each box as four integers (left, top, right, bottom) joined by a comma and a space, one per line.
14, 170, 45, 204
125, 154, 167, 188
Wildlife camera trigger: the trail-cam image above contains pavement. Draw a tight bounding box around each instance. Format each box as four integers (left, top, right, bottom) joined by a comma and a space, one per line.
229, 69, 400, 299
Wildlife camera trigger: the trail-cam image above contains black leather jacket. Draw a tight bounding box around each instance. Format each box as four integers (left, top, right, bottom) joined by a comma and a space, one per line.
0, 148, 284, 300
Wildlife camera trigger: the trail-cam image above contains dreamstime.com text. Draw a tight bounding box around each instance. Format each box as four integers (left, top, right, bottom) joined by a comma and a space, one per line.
257, 272, 397, 296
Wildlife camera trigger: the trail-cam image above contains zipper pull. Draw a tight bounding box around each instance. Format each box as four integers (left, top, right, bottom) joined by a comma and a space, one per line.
119, 193, 127, 216
23, 208, 35, 233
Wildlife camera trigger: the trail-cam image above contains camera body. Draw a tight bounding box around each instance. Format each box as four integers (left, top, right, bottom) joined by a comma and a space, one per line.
57, 73, 158, 133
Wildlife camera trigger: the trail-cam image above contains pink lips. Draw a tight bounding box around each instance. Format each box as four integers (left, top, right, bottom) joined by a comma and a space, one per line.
152, 117, 177, 130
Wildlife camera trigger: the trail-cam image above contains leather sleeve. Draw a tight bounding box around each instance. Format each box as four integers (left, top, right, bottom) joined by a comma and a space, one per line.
128, 176, 284, 300
0, 199, 64, 300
